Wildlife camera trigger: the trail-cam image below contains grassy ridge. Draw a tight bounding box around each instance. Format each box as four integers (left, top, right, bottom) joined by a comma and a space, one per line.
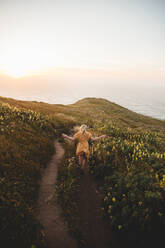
1, 96, 164, 131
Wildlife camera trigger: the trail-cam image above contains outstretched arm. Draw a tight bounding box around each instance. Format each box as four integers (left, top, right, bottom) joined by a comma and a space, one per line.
61, 133, 75, 141
91, 134, 107, 141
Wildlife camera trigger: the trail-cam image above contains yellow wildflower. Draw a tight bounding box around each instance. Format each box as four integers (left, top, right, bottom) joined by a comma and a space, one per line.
104, 196, 108, 202
155, 173, 159, 179
118, 225, 122, 230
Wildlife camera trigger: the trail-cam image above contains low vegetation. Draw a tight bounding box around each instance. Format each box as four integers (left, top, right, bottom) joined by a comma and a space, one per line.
0, 95, 165, 247
0, 101, 55, 247
89, 122, 165, 246
55, 140, 84, 245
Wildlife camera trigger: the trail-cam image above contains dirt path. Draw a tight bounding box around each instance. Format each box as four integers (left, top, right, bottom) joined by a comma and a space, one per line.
77, 166, 120, 248
37, 140, 78, 248
36, 140, 119, 248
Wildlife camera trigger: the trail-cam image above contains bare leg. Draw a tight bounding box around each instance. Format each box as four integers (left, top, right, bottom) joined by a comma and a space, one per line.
78, 153, 88, 173
82, 156, 87, 169
78, 155, 83, 166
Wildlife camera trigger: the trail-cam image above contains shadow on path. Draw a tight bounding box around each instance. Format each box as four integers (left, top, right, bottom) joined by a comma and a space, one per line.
77, 166, 120, 248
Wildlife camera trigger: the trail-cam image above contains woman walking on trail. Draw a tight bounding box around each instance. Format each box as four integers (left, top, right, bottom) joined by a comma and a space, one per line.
62, 124, 107, 169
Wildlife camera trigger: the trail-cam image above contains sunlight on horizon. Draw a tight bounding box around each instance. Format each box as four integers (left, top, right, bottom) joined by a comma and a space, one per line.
1, 42, 58, 78
1, 0, 165, 80
3, 67, 29, 78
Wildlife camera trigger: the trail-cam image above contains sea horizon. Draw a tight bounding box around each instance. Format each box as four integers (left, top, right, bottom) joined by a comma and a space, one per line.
1, 91, 165, 121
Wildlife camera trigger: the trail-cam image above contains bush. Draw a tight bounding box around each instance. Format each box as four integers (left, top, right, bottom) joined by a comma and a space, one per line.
0, 102, 55, 247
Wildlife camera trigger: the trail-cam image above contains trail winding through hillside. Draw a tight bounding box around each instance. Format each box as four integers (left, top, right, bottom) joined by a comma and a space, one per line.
37, 140, 78, 248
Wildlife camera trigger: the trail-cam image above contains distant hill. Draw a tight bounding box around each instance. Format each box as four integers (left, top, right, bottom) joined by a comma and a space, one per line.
0, 95, 165, 131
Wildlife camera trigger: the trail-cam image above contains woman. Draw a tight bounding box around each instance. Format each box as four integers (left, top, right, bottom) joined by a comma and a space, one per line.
62, 124, 107, 169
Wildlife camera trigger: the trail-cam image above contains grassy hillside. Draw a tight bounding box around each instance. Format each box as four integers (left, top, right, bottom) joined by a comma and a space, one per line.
88, 122, 165, 246
0, 95, 165, 247
1, 96, 165, 131
55, 99, 165, 247
0, 100, 58, 247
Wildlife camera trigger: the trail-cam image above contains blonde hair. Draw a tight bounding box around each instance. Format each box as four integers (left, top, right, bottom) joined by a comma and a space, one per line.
80, 124, 87, 134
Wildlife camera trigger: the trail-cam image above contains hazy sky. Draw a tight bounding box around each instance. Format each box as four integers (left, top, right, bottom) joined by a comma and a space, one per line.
0, 0, 165, 106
